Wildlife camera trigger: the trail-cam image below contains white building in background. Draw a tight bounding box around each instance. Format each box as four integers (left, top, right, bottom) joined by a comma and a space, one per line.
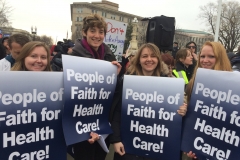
174, 29, 214, 52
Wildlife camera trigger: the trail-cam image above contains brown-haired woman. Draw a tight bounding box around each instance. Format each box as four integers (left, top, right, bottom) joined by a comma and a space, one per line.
11, 41, 51, 71
110, 43, 187, 160
173, 48, 193, 85
71, 13, 121, 160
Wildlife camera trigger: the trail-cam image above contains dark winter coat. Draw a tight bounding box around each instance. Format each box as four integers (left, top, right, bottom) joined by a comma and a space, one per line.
174, 61, 194, 81
72, 39, 116, 61
231, 55, 240, 72
109, 72, 169, 160
70, 39, 116, 160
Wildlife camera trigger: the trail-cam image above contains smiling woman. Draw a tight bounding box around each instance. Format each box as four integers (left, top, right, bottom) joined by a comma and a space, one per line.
70, 13, 122, 160
11, 41, 51, 71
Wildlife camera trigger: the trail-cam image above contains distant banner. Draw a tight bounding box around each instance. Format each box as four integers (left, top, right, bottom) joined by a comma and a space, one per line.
181, 68, 240, 160
121, 75, 185, 159
104, 19, 127, 62
0, 72, 66, 160
62, 55, 117, 145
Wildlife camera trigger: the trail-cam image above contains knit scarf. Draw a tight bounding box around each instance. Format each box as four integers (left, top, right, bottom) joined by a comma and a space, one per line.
81, 38, 104, 60
5, 55, 15, 67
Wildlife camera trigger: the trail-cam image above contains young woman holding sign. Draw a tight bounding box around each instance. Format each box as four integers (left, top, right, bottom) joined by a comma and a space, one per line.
70, 14, 121, 160
11, 41, 51, 71
185, 41, 232, 159
109, 43, 187, 160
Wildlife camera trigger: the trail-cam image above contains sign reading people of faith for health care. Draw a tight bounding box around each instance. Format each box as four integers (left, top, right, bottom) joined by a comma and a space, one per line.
181, 68, 240, 160
121, 75, 185, 159
62, 55, 117, 145
0, 72, 66, 160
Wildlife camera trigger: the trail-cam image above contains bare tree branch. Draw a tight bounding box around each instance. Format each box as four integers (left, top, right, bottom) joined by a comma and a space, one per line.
0, 0, 13, 27
199, 1, 240, 52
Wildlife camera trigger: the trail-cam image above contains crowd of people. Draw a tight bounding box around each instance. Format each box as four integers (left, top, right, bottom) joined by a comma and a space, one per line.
0, 13, 239, 160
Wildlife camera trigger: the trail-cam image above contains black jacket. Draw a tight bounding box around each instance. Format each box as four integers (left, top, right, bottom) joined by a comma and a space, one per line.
174, 61, 194, 81
231, 55, 240, 72
70, 39, 116, 160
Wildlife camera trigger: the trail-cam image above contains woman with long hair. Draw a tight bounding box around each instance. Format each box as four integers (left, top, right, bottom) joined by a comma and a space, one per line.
185, 41, 232, 159
11, 41, 51, 71
110, 43, 187, 160
173, 48, 193, 84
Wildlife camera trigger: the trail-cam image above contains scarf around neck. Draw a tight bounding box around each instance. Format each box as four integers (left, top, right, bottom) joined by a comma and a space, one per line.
81, 38, 105, 60
5, 55, 15, 67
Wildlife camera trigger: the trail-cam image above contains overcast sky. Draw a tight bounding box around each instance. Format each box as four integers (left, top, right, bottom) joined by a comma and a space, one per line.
7, 0, 219, 43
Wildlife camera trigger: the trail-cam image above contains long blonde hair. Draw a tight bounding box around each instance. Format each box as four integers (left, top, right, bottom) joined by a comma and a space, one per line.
11, 41, 51, 71
186, 41, 232, 103
127, 43, 163, 76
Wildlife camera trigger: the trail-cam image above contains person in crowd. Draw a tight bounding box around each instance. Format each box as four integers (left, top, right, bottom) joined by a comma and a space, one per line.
2, 36, 11, 55
186, 41, 198, 61
125, 50, 137, 69
0, 43, 6, 59
173, 48, 193, 85
227, 52, 240, 72
70, 13, 121, 160
110, 43, 187, 160
172, 42, 179, 59
11, 41, 51, 71
50, 45, 57, 56
0, 34, 30, 71
51, 40, 75, 71
118, 53, 128, 77
236, 46, 240, 56
185, 41, 232, 159
161, 53, 175, 77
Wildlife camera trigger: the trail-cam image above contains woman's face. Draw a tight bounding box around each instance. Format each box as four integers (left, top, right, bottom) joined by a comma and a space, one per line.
139, 47, 159, 76
181, 50, 193, 66
200, 45, 216, 69
24, 46, 48, 71
83, 27, 105, 51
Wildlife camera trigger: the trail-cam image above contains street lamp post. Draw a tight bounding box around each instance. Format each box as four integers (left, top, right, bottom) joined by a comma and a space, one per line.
128, 17, 138, 55
214, 0, 222, 42
31, 26, 37, 41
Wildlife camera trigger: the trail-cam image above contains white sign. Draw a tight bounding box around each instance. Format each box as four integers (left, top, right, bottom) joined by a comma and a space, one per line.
104, 19, 127, 62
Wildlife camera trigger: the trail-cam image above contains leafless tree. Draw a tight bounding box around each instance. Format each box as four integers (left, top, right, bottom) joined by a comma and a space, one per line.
0, 0, 12, 27
199, 1, 240, 52
137, 21, 148, 47
34, 35, 53, 46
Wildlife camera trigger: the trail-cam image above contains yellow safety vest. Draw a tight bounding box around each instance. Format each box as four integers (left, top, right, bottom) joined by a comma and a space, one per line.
172, 70, 189, 84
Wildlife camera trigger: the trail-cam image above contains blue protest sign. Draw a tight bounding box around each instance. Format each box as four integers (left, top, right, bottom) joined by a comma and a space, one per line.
0, 72, 66, 160
121, 75, 185, 159
62, 55, 117, 145
181, 68, 240, 160
3, 33, 11, 37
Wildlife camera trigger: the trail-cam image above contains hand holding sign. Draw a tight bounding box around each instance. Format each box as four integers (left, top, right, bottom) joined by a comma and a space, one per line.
111, 61, 122, 75
113, 142, 125, 156
88, 132, 100, 144
177, 103, 187, 116
186, 151, 197, 159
